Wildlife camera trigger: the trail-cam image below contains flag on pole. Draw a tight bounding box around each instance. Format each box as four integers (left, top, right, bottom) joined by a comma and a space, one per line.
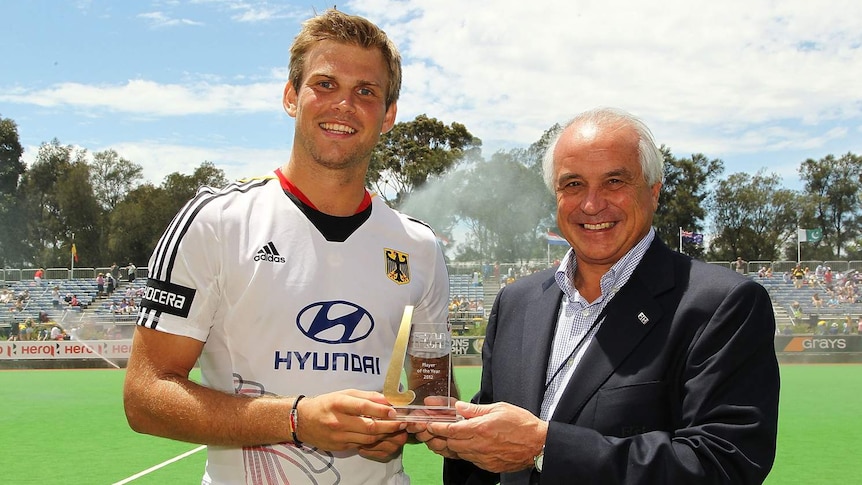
71, 243, 79, 262
546, 231, 569, 246
797, 228, 822, 243
680, 229, 704, 245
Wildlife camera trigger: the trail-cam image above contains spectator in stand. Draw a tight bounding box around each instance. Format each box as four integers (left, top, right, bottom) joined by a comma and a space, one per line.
7, 316, 19, 340
127, 298, 138, 314
857, 317, 862, 334
119, 298, 129, 313
21, 318, 35, 340
106, 272, 116, 295
811, 292, 823, 308
109, 301, 120, 314
757, 266, 768, 278
110, 262, 121, 283
826, 291, 840, 308
51, 285, 61, 308
0, 288, 12, 304
823, 267, 833, 288
34, 267, 45, 285
50, 325, 67, 341
814, 263, 825, 280
837, 286, 853, 304
96, 273, 106, 296
127, 262, 137, 283
791, 264, 805, 289
816, 320, 827, 335
68, 294, 80, 307
790, 300, 803, 318
449, 295, 461, 312
735, 256, 746, 274
805, 267, 816, 286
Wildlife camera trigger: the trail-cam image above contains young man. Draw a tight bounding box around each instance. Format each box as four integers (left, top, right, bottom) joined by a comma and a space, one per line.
415, 108, 779, 484
123, 9, 450, 484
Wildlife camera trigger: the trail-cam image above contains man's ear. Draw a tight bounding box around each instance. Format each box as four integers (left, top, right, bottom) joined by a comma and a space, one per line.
650, 182, 662, 211
381, 102, 398, 134
283, 82, 298, 118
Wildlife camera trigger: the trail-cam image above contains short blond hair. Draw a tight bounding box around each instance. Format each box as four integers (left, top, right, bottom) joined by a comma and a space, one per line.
288, 9, 402, 109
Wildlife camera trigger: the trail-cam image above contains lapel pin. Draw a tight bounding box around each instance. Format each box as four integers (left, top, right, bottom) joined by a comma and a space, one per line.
637, 312, 649, 325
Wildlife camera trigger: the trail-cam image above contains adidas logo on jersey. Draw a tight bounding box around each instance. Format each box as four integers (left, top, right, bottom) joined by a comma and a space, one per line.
254, 241, 286, 263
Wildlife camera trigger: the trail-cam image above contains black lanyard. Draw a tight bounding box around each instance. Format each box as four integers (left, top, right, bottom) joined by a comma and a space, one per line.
543, 306, 608, 394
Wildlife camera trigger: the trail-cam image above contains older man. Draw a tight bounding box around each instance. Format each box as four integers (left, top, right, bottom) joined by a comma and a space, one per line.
415, 107, 780, 484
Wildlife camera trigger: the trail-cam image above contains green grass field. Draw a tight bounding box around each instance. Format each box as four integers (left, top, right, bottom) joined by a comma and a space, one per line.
0, 365, 859, 484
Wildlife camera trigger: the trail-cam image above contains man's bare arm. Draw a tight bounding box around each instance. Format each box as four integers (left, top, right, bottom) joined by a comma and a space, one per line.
123, 326, 407, 449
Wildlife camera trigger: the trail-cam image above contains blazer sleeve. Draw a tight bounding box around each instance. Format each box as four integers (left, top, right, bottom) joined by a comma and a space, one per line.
540, 278, 780, 484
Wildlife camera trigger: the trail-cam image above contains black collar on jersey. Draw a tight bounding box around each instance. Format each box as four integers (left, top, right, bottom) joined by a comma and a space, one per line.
275, 168, 373, 242
282, 190, 372, 242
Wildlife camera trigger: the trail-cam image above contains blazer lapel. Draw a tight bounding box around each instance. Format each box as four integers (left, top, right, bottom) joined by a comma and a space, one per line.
549, 240, 673, 424
520, 275, 562, 415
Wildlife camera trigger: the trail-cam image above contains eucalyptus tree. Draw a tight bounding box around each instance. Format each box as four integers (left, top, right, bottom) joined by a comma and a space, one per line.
0, 116, 26, 265
455, 152, 552, 264
367, 114, 481, 208
653, 148, 723, 259
108, 161, 229, 265
707, 170, 798, 261
798, 152, 862, 257
90, 149, 144, 210
18, 139, 92, 266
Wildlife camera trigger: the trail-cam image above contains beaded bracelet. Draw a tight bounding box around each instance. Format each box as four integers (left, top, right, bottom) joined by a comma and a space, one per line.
290, 395, 306, 447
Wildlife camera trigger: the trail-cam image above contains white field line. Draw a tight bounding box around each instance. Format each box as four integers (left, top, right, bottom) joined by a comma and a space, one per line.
112, 445, 206, 484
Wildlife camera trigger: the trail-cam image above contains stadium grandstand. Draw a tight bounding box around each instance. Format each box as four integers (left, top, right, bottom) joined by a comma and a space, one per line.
3, 259, 862, 341
1, 266, 144, 341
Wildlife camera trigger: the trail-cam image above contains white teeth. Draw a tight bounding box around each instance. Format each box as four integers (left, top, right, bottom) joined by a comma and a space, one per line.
320, 123, 355, 134
584, 222, 615, 230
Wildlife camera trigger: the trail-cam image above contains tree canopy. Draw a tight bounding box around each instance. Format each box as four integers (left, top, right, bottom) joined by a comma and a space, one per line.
367, 114, 481, 208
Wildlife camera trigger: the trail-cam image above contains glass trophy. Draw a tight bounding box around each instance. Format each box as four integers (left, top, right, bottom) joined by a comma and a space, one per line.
383, 306, 461, 422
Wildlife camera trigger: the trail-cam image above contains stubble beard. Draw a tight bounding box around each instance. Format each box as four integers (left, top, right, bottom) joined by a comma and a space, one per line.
302, 134, 373, 173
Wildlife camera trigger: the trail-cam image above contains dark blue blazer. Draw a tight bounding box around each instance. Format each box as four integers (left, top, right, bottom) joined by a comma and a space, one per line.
444, 238, 779, 484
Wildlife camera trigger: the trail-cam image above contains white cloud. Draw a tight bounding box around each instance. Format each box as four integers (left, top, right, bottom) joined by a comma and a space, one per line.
1, 80, 282, 116
138, 11, 204, 27
108, 141, 287, 184
349, 0, 862, 157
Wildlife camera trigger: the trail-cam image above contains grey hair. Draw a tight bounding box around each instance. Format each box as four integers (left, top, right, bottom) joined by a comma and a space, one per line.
541, 107, 664, 192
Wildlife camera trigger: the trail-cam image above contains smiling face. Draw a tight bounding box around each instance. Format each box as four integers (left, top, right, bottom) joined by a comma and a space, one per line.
552, 120, 661, 273
283, 40, 397, 174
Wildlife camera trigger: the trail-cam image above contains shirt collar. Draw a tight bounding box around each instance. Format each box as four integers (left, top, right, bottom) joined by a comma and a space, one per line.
554, 228, 656, 303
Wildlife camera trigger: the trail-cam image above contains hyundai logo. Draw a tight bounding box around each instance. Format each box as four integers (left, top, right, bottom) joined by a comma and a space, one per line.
296, 301, 375, 344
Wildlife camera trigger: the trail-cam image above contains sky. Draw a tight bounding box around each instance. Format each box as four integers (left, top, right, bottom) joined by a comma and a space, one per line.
2, 0, 861, 192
